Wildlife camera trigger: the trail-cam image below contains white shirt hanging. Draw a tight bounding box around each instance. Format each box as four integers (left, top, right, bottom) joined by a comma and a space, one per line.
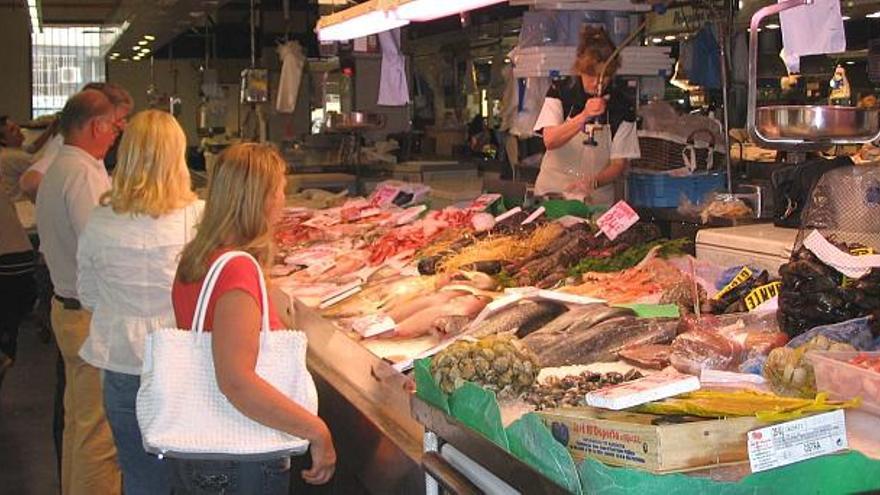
779, 0, 845, 74
275, 40, 305, 113
377, 29, 410, 106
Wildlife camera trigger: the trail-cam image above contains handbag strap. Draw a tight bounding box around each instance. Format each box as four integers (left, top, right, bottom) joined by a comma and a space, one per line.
191, 250, 270, 337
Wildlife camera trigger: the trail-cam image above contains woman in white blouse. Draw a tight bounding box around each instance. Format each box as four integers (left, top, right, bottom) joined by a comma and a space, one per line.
77, 109, 203, 495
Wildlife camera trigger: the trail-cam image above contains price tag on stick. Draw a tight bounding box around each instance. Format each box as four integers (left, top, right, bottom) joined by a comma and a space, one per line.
595, 201, 640, 241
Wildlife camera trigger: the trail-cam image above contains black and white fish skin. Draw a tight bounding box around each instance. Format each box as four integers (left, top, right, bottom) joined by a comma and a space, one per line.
465, 300, 567, 339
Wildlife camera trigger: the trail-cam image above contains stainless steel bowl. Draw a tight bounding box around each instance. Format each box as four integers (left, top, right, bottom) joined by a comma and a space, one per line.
756, 105, 880, 141
323, 112, 386, 132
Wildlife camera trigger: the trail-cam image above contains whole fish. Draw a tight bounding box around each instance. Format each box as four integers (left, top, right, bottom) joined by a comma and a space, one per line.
560, 306, 638, 335
391, 295, 490, 339
465, 300, 567, 339
385, 290, 468, 323
430, 315, 473, 337
322, 276, 434, 319
523, 304, 636, 344
529, 317, 678, 367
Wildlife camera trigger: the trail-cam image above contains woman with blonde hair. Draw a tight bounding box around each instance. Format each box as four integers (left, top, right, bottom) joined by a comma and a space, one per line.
170, 143, 335, 493
533, 25, 640, 202
77, 109, 203, 494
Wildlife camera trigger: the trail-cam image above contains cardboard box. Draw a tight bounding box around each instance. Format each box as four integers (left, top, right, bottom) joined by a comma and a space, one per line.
539, 407, 766, 473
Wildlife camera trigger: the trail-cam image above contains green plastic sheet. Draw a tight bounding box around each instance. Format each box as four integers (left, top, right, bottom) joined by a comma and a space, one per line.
448, 383, 509, 450
541, 200, 608, 220
506, 413, 584, 495
578, 451, 880, 495
614, 303, 681, 319
413, 358, 449, 415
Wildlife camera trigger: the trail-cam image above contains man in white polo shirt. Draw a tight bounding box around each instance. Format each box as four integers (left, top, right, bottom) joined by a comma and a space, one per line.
36, 89, 122, 495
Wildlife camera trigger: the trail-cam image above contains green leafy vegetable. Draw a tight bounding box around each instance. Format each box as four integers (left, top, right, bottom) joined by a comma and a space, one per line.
569, 238, 691, 275
496, 270, 517, 289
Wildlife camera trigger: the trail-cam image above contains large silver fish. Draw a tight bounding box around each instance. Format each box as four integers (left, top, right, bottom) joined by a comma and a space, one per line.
528, 316, 679, 367
465, 300, 566, 339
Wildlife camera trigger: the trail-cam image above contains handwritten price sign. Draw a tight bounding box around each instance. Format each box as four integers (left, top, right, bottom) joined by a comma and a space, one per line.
595, 201, 640, 241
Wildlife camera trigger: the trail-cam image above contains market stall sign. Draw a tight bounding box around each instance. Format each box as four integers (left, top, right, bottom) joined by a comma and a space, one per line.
646, 0, 726, 35
595, 201, 639, 241
747, 409, 848, 473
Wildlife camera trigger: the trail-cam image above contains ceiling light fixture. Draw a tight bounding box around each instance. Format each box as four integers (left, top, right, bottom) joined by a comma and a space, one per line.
651, 37, 663, 43
868, 11, 880, 18
143, 34, 156, 41
664, 35, 676, 41
26, 0, 42, 33
138, 40, 148, 45
317, 0, 509, 41
140, 47, 151, 54
766, 23, 780, 29
316, 1, 409, 41
393, 0, 506, 22
842, 15, 851, 20
132, 46, 141, 51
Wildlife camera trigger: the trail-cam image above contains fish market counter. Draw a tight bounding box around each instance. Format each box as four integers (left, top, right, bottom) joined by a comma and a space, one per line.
274, 291, 573, 495
273, 294, 426, 494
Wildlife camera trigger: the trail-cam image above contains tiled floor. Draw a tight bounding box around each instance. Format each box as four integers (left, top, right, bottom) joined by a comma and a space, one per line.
0, 320, 59, 495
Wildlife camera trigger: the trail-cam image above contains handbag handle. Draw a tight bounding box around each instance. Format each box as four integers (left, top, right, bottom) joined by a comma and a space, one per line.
191, 251, 270, 337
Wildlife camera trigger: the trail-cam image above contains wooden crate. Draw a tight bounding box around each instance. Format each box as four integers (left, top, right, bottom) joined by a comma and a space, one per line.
539, 407, 766, 473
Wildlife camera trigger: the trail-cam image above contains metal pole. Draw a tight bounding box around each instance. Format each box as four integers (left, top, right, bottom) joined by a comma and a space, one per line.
719, 22, 733, 193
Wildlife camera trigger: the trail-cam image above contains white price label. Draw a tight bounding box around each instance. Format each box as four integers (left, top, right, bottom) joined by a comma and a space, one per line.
747, 410, 848, 473
494, 207, 522, 222
522, 206, 545, 225
351, 314, 396, 338
595, 201, 639, 241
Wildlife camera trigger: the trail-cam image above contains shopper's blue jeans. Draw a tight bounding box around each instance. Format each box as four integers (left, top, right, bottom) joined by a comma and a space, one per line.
169, 457, 291, 494
102, 369, 171, 494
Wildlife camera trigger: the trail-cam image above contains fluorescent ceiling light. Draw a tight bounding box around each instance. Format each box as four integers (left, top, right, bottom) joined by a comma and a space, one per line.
132, 46, 141, 51
140, 47, 151, 53
138, 40, 148, 45
317, 0, 508, 41
766, 23, 780, 29
846, 60, 855, 65
651, 37, 663, 43
394, 0, 506, 22
663, 35, 676, 41
842, 15, 851, 20
26, 0, 41, 33
111, 52, 120, 57
316, 1, 409, 42
143, 34, 156, 41
868, 11, 880, 18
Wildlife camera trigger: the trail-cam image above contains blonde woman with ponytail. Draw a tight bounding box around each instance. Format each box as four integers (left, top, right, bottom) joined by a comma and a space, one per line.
77, 109, 203, 494
171, 143, 336, 493
533, 25, 641, 203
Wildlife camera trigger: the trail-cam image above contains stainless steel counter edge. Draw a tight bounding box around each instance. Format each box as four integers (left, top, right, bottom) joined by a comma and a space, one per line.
272, 288, 426, 494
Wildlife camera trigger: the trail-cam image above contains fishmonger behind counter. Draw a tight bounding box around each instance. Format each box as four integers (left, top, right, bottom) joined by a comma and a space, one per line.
533, 26, 640, 204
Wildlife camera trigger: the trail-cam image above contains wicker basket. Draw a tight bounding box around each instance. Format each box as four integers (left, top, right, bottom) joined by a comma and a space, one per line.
629, 130, 726, 172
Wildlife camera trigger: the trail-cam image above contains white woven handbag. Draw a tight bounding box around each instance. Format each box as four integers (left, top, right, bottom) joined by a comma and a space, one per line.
136, 250, 317, 459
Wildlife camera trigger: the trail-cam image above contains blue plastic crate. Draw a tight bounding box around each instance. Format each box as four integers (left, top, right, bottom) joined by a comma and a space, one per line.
626, 172, 726, 208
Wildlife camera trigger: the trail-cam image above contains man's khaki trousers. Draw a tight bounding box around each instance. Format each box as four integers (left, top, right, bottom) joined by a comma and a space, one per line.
51, 300, 121, 495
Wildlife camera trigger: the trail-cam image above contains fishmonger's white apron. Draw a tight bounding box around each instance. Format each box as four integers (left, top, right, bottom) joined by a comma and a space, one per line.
535, 124, 615, 205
